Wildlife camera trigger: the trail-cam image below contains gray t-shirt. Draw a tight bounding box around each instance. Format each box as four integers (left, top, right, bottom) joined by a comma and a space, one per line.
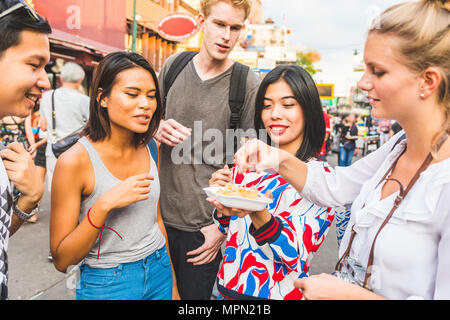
159, 53, 261, 232
78, 137, 165, 268
40, 87, 89, 155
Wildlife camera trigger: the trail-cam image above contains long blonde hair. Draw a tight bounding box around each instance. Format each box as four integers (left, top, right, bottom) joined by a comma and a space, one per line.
369, 0, 450, 134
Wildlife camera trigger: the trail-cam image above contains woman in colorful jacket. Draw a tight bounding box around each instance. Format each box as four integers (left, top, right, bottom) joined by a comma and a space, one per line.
207, 65, 348, 300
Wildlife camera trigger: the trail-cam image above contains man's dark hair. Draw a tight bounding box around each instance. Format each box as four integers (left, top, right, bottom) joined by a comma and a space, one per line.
0, 0, 52, 57
82, 51, 162, 148
254, 65, 326, 162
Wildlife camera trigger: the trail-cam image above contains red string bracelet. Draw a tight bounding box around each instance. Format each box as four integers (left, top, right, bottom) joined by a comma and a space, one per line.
86, 208, 123, 260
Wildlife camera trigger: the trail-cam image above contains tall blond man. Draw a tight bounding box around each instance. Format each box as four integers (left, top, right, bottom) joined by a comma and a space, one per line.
156, 0, 261, 299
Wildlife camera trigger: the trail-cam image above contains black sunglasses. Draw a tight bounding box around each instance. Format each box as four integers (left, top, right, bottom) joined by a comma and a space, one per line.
0, 0, 44, 22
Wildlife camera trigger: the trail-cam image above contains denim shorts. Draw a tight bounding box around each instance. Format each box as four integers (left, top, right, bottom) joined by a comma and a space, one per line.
76, 246, 172, 300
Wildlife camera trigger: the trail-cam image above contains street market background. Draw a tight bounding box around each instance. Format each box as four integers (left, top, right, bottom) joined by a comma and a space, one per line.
260, 0, 414, 97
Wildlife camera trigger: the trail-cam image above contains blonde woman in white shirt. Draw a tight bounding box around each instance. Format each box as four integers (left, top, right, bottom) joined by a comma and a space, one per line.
234, 0, 450, 300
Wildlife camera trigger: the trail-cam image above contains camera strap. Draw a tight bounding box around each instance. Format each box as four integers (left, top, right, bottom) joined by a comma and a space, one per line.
51, 89, 57, 143
336, 132, 448, 290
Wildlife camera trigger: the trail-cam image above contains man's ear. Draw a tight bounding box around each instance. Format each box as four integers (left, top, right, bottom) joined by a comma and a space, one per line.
197, 13, 206, 31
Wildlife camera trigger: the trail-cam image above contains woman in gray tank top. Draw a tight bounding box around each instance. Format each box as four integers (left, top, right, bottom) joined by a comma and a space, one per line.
49, 52, 179, 300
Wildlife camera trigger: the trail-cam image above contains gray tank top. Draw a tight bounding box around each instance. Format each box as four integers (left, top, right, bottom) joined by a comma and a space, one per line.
78, 136, 165, 268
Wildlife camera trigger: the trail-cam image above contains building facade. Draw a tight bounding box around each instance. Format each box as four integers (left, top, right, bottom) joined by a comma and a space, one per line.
32, 0, 126, 90
126, 0, 181, 72
32, 0, 265, 81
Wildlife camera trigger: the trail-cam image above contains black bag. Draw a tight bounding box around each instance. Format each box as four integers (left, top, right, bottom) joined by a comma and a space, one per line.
51, 132, 80, 158
50, 89, 81, 158
343, 141, 354, 151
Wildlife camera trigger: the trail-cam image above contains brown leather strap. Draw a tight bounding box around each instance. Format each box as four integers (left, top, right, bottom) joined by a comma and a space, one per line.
336, 132, 449, 290
363, 132, 448, 289
335, 147, 406, 272
335, 227, 356, 271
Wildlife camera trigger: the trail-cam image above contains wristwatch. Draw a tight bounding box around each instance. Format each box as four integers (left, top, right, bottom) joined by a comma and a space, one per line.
12, 194, 39, 220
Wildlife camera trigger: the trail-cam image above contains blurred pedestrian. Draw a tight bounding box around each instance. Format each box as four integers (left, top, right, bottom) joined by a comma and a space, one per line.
317, 106, 331, 161
26, 97, 48, 223
0, 0, 51, 300
39, 61, 89, 192
338, 113, 358, 166
389, 121, 403, 138
377, 119, 391, 145
50, 52, 179, 300
0, 116, 33, 151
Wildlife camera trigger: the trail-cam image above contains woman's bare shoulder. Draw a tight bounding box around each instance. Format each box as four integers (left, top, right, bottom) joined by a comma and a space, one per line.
53, 141, 94, 189
56, 141, 90, 171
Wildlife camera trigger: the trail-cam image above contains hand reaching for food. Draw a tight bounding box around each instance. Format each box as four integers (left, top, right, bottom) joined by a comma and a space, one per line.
209, 164, 232, 187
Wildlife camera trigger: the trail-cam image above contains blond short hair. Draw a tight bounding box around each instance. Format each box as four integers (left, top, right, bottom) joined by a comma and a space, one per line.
200, 0, 252, 21
369, 0, 450, 132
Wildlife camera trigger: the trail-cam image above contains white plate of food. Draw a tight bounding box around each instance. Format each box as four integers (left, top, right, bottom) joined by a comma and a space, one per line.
203, 184, 273, 211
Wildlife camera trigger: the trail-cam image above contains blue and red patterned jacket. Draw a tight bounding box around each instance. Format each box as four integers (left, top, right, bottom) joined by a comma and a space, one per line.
213, 164, 346, 300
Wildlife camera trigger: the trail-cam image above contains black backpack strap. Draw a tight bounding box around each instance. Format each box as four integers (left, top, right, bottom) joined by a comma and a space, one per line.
228, 62, 249, 130
226, 62, 249, 166
162, 51, 198, 115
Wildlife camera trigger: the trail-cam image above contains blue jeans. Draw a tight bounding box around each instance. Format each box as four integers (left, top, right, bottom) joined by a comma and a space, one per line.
76, 246, 172, 300
339, 146, 355, 167
216, 293, 227, 300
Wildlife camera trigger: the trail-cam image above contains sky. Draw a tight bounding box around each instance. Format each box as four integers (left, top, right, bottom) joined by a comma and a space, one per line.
260, 0, 412, 96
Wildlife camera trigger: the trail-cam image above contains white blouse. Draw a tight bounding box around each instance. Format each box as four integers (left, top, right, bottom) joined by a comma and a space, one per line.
302, 131, 450, 300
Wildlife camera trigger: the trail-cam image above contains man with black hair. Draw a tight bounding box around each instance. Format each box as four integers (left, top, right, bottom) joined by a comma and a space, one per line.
0, 0, 52, 299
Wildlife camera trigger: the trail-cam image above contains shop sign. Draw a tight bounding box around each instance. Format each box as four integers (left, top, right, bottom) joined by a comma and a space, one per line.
158, 13, 199, 42
317, 84, 335, 100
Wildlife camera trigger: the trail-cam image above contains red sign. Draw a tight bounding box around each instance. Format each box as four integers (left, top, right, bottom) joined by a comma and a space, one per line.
158, 13, 199, 42
33, 0, 126, 54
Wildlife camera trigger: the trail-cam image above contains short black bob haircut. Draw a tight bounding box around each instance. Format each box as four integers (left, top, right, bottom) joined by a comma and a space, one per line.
254, 64, 325, 162
0, 0, 52, 57
82, 51, 162, 148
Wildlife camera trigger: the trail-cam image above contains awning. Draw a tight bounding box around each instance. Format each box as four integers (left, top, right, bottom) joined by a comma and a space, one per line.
49, 29, 124, 56
34, 0, 126, 56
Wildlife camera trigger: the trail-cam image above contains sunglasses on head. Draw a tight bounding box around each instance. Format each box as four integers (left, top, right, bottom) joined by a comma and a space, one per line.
0, 0, 43, 22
